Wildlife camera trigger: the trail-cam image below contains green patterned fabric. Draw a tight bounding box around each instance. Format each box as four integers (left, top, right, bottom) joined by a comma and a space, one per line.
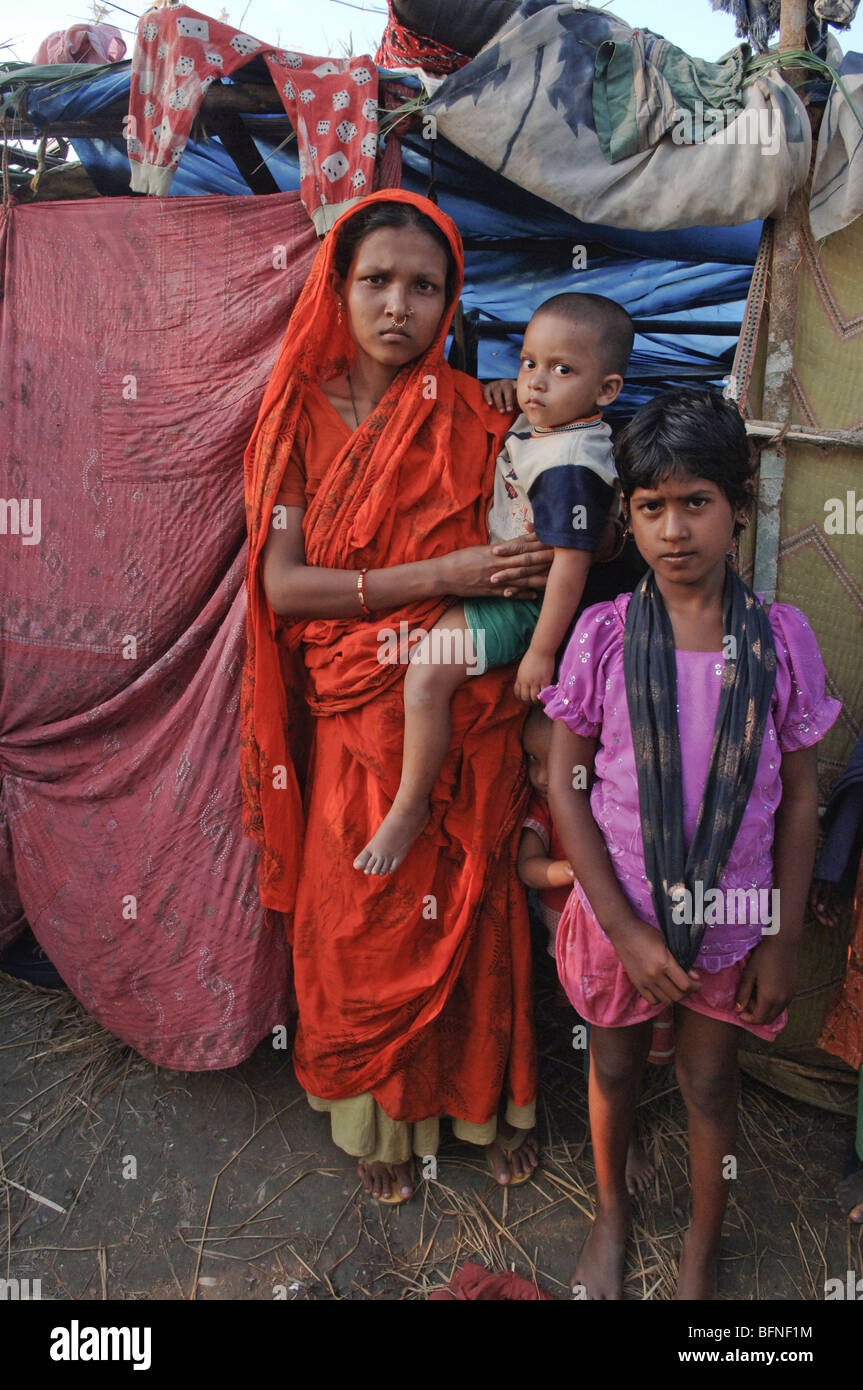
593, 29, 749, 163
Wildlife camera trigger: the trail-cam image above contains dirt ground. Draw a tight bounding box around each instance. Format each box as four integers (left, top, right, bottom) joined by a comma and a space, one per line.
1, 948, 861, 1303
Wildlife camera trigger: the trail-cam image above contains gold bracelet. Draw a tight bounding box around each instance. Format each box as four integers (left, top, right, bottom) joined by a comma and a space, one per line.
357, 569, 370, 615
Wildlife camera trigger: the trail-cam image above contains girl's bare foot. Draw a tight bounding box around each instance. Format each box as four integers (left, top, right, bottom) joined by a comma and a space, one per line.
837, 1168, 863, 1223
571, 1201, 630, 1299
625, 1139, 655, 1197
353, 798, 429, 875
356, 1159, 414, 1202
485, 1127, 540, 1184
676, 1230, 719, 1300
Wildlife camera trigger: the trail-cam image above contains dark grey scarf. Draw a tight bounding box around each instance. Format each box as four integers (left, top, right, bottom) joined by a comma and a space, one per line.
623, 565, 777, 971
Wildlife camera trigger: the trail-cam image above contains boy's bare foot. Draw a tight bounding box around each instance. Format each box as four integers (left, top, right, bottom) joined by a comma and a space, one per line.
625, 1139, 655, 1197
357, 1159, 414, 1202
571, 1201, 630, 1299
353, 799, 429, 875
676, 1230, 719, 1300
485, 1127, 540, 1185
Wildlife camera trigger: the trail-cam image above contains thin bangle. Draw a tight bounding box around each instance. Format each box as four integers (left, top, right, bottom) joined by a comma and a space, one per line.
357, 569, 371, 615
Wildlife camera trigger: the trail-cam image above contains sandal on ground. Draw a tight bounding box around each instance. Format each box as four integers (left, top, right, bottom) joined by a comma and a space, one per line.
487, 1127, 536, 1188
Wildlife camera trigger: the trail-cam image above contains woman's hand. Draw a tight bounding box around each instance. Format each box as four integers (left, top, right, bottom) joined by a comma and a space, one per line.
436, 529, 553, 600
609, 915, 702, 1007
483, 378, 518, 414
489, 526, 554, 595
734, 938, 797, 1026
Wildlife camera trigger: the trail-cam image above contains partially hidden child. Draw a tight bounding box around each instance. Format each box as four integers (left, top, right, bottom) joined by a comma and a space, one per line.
542, 388, 840, 1300
355, 292, 633, 875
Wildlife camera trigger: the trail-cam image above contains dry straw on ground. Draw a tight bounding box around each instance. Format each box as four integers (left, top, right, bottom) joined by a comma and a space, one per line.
1, 979, 860, 1300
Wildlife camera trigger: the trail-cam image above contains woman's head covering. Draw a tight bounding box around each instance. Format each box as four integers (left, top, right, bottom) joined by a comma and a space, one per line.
241, 190, 507, 911
244, 189, 465, 572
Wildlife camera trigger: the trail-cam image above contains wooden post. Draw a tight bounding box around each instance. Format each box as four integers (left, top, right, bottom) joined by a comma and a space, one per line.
752, 0, 809, 601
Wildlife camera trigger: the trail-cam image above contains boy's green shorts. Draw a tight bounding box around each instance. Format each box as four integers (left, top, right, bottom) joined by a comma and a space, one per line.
462, 596, 542, 672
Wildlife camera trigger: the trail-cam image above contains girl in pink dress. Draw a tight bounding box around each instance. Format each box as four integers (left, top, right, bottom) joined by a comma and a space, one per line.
542, 389, 840, 1301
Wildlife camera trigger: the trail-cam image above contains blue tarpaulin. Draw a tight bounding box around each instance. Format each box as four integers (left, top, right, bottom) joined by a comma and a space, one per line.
22, 61, 760, 416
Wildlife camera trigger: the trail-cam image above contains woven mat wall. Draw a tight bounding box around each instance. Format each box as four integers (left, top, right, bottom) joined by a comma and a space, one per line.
734, 210, 862, 1105
737, 212, 863, 800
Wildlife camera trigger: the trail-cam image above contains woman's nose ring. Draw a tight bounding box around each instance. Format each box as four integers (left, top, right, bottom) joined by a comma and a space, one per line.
387, 307, 414, 329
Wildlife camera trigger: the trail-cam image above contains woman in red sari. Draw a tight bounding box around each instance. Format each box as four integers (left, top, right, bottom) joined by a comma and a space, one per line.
241, 190, 547, 1199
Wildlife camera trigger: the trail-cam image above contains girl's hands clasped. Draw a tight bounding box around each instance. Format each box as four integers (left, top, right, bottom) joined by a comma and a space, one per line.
611, 915, 702, 1007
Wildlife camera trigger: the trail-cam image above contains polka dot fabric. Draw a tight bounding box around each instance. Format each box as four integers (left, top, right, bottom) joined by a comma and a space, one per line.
128, 5, 379, 231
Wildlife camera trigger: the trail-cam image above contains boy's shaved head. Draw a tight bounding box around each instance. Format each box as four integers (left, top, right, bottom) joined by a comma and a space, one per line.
532, 292, 634, 378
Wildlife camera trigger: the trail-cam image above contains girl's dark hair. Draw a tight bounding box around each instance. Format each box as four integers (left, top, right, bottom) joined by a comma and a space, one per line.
614, 388, 756, 533
332, 200, 459, 303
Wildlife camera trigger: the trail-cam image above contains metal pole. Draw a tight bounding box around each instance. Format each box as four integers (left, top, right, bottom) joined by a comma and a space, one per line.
752, 0, 809, 601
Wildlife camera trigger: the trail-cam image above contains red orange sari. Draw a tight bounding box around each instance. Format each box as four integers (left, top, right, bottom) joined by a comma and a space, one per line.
241, 191, 536, 1134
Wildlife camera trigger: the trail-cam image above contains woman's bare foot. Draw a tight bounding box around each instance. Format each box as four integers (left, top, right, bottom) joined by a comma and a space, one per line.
676, 1229, 719, 1300
571, 1201, 630, 1299
625, 1138, 655, 1197
353, 797, 430, 875
485, 1126, 540, 1185
356, 1159, 414, 1202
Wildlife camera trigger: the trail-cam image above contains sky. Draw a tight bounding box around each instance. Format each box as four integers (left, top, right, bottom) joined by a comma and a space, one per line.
6, 0, 863, 67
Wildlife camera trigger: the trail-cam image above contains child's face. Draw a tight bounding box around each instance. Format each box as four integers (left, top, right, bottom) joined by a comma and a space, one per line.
626, 473, 748, 588
516, 313, 622, 429
523, 716, 552, 797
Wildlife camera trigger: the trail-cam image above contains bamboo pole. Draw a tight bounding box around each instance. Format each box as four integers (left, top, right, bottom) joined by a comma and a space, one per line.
745, 420, 863, 451
751, 0, 809, 601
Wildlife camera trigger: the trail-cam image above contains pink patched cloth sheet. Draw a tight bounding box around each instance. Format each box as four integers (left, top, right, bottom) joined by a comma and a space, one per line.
541, 593, 841, 1034
0, 190, 319, 1069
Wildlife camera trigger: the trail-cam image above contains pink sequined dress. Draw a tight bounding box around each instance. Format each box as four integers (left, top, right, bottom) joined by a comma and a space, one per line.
541, 594, 841, 1037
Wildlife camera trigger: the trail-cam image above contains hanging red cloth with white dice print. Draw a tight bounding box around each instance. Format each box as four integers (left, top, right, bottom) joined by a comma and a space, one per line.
128, 5, 380, 232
